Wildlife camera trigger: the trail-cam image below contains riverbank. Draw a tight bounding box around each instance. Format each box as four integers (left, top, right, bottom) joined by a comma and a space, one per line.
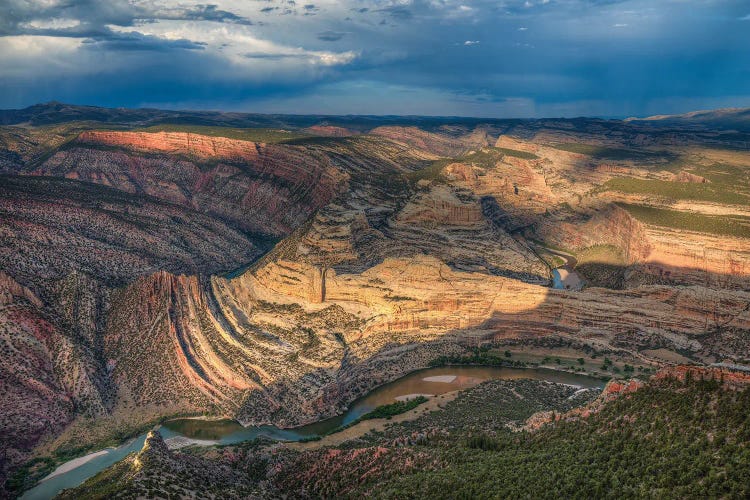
286, 390, 461, 451
163, 436, 219, 450
19, 365, 607, 499
42, 450, 110, 481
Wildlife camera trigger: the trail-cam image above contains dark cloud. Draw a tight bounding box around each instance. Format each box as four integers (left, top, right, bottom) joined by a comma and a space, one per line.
82, 31, 206, 51
149, 4, 253, 25
0, 0, 251, 38
378, 6, 412, 20
317, 30, 346, 42
1, 0, 749, 117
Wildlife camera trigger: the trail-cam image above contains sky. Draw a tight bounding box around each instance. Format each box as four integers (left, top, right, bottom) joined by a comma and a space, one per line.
1, 0, 749, 118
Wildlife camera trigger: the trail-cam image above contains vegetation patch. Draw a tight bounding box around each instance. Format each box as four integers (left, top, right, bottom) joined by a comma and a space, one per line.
573, 244, 627, 289
493, 146, 539, 160
134, 124, 310, 143
462, 147, 538, 167
618, 203, 750, 238
602, 176, 748, 204
360, 397, 430, 420
686, 162, 750, 195
359, 377, 750, 499
576, 262, 626, 289
428, 347, 532, 369
321, 397, 431, 437
405, 158, 452, 183
551, 143, 671, 161
575, 244, 626, 266
5, 457, 57, 497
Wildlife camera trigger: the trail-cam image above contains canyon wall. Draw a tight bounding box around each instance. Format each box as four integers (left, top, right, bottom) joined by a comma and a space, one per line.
535, 204, 652, 264
96, 253, 750, 431
635, 228, 750, 289
40, 131, 348, 235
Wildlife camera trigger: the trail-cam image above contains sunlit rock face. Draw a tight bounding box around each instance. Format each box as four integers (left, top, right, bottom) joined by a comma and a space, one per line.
370, 126, 488, 157
40, 131, 348, 236
1, 107, 750, 492
109, 250, 748, 427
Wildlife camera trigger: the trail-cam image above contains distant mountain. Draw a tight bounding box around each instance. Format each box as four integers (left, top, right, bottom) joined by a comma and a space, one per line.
0, 101, 518, 130
4, 101, 750, 134
626, 107, 750, 132
0, 101, 300, 128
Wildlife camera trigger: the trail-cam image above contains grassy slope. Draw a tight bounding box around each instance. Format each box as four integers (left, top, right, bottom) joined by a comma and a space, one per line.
602, 177, 748, 204
573, 244, 628, 289
550, 143, 671, 161
618, 203, 750, 238
133, 124, 310, 143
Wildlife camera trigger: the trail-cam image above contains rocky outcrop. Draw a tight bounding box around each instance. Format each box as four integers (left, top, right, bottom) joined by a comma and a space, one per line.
633, 227, 750, 289
445, 157, 554, 210
57, 430, 259, 499
0, 271, 42, 307
671, 171, 709, 183
396, 184, 485, 228
520, 377, 644, 431
522, 364, 750, 431
97, 252, 750, 430
105, 272, 252, 413
653, 365, 750, 390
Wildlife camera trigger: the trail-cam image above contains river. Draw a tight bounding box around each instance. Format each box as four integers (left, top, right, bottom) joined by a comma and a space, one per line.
22, 366, 603, 499
544, 248, 584, 290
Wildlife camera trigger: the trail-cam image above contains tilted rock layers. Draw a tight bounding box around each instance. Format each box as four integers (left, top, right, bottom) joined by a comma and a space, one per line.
103, 254, 750, 429
41, 131, 348, 235
370, 126, 486, 158
77, 130, 264, 162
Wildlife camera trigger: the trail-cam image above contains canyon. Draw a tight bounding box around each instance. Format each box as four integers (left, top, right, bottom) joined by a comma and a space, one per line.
0, 103, 749, 497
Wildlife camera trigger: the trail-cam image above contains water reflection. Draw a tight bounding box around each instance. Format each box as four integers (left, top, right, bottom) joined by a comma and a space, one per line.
163, 366, 604, 443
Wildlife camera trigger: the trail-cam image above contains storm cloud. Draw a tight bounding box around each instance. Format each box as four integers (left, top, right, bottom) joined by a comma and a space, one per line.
1, 0, 749, 117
